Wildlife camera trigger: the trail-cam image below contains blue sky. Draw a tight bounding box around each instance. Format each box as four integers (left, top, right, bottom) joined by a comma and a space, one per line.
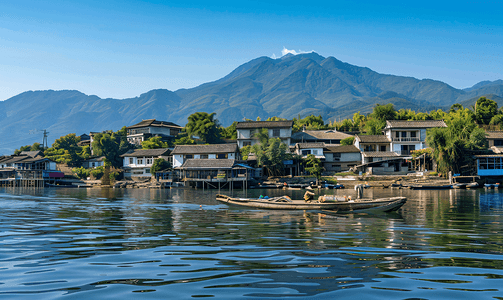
1, 0, 502, 101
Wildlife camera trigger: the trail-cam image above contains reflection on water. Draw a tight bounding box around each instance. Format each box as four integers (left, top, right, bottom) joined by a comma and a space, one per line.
0, 187, 503, 299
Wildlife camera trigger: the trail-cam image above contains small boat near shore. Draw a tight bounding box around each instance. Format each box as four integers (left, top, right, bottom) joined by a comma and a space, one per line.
216, 194, 407, 213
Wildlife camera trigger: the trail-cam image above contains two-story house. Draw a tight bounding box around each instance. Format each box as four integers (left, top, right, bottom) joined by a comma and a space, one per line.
171, 144, 240, 168
121, 148, 170, 178
236, 120, 293, 148
291, 129, 353, 145
323, 145, 361, 172
354, 135, 397, 164
294, 143, 326, 159
383, 120, 447, 156
126, 119, 183, 146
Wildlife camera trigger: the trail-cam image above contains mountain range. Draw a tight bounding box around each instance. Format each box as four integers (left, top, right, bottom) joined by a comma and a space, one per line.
1, 52, 502, 155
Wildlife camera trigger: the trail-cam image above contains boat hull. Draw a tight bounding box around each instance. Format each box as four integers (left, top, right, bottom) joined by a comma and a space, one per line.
216, 194, 407, 212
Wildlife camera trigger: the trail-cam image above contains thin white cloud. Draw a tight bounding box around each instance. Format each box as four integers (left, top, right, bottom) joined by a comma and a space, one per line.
281, 47, 314, 56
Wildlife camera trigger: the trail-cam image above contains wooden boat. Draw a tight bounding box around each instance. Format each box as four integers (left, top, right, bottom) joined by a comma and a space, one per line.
216, 194, 407, 212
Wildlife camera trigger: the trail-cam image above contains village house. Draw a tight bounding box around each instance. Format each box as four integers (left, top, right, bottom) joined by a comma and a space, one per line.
81, 156, 105, 169
126, 119, 183, 146
323, 145, 361, 172
294, 143, 326, 159
0, 151, 62, 186
383, 120, 447, 156
291, 129, 353, 145
236, 120, 293, 148
353, 135, 404, 175
120, 148, 170, 179
171, 144, 240, 168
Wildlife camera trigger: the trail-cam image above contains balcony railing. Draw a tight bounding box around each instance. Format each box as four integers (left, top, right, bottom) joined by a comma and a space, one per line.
392, 137, 420, 142
396, 150, 413, 156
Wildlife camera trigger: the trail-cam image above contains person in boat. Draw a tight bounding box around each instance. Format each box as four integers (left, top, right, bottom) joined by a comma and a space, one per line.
304, 191, 315, 202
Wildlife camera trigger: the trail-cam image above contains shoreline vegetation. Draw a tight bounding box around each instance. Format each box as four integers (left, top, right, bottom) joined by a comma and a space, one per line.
10, 97, 501, 188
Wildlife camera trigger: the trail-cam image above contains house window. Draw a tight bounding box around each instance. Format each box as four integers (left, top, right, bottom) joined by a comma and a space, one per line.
411, 131, 417, 138
334, 153, 341, 161
243, 141, 252, 147
312, 150, 318, 155
146, 168, 151, 173
129, 158, 134, 164
138, 159, 143, 165
217, 153, 228, 159
401, 131, 407, 138
301, 150, 310, 155
272, 129, 280, 137
184, 155, 193, 160
91, 162, 95, 168
380, 145, 386, 152
146, 158, 153, 164
200, 154, 208, 159
495, 140, 503, 146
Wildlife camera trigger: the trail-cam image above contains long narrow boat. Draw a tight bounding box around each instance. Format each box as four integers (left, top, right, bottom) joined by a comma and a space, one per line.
216, 194, 407, 213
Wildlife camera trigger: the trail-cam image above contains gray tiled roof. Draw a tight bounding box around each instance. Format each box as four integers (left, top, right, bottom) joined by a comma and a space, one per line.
236, 120, 293, 129
20, 150, 44, 158
171, 144, 238, 155
292, 130, 353, 141
120, 148, 170, 157
355, 135, 391, 143
178, 159, 236, 169
486, 131, 503, 139
126, 119, 182, 129
362, 151, 400, 158
295, 142, 325, 149
385, 120, 447, 129
324, 145, 360, 153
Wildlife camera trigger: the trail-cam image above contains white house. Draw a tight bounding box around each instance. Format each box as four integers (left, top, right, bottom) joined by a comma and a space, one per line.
294, 143, 326, 159
121, 148, 170, 178
126, 119, 183, 146
383, 120, 447, 156
323, 145, 361, 172
236, 120, 293, 148
171, 144, 240, 168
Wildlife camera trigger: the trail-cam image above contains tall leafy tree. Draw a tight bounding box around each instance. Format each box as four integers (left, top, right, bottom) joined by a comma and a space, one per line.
186, 112, 221, 144
44, 133, 82, 165
252, 137, 289, 177
304, 154, 324, 185
474, 97, 498, 125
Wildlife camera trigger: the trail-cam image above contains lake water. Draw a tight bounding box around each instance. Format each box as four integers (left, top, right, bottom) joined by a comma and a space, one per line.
1, 187, 503, 299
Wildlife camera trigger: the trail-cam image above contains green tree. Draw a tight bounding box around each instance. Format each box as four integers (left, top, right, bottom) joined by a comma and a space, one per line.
371, 103, 396, 122
174, 135, 196, 145
364, 118, 384, 135
44, 133, 82, 165
92, 133, 118, 166
426, 107, 487, 175
240, 145, 253, 160
72, 167, 91, 179
304, 154, 324, 185
142, 136, 168, 149
474, 97, 498, 125
14, 143, 46, 155
252, 138, 290, 176
186, 112, 221, 144
219, 121, 238, 140
340, 136, 355, 146
151, 158, 172, 174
